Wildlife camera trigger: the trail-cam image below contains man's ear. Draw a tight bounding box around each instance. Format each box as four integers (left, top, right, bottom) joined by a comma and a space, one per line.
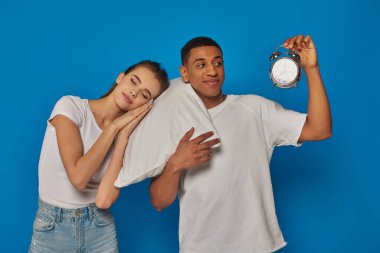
116, 72, 125, 84
180, 66, 189, 83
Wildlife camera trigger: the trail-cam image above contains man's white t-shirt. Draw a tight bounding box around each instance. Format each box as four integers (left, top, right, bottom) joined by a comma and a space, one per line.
38, 96, 112, 209
178, 95, 307, 253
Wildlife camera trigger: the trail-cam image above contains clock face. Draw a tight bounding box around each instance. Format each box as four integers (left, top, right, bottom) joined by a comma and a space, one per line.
271, 58, 299, 86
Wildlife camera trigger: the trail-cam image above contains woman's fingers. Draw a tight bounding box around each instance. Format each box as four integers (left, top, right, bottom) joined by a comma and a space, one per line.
118, 105, 152, 136
117, 103, 150, 125
128, 106, 151, 126
113, 104, 151, 130
129, 103, 151, 117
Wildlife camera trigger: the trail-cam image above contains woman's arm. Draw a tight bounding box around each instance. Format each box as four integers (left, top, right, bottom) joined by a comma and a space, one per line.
95, 104, 152, 209
149, 128, 220, 211
52, 115, 118, 190
95, 135, 126, 209
52, 103, 151, 191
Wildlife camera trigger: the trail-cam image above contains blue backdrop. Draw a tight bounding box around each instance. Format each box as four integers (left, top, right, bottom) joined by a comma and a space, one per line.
1, 0, 379, 252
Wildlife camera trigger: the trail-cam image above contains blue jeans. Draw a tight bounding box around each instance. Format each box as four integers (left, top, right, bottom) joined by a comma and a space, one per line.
29, 199, 119, 253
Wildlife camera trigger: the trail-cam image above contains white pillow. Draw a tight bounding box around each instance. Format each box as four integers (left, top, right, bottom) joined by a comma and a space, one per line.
114, 78, 221, 187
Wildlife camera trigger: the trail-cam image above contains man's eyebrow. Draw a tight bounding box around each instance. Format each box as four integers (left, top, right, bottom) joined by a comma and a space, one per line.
133, 74, 142, 84
192, 58, 205, 64
192, 56, 223, 65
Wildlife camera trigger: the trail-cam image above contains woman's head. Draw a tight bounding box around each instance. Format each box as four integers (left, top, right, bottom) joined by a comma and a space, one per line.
102, 60, 170, 111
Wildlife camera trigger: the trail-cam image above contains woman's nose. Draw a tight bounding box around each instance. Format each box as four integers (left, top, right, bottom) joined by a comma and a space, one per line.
129, 89, 136, 98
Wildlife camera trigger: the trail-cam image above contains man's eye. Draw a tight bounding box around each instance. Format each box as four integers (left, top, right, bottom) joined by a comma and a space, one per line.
197, 63, 205, 69
214, 61, 223, 67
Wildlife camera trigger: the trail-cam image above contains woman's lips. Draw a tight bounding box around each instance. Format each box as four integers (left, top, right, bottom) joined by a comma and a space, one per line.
122, 92, 132, 104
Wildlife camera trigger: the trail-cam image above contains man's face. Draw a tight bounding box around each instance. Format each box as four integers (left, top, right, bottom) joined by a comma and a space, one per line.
180, 46, 225, 106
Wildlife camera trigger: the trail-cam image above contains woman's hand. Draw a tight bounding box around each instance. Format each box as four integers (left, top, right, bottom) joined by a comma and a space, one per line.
168, 127, 221, 172
111, 102, 152, 138
117, 104, 152, 140
283, 34, 318, 69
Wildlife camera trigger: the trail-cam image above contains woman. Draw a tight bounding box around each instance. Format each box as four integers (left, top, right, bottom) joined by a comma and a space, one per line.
29, 60, 170, 253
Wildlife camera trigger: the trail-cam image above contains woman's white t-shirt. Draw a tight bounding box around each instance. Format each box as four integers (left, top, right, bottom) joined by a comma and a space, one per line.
38, 96, 113, 209
178, 95, 307, 253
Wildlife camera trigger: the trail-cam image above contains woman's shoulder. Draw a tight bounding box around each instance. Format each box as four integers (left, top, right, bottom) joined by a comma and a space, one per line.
51, 95, 89, 127
56, 95, 86, 105
54, 95, 90, 111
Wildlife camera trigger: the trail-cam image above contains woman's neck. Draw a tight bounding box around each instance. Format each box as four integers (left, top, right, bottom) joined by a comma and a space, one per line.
88, 95, 124, 130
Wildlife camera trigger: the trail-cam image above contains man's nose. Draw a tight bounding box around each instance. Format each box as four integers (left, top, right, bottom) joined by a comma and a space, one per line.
206, 64, 217, 76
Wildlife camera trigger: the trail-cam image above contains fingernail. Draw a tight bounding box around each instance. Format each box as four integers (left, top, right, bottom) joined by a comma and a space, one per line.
284, 43, 288, 46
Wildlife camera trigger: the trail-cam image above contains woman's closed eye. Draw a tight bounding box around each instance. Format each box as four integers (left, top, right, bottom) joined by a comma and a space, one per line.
131, 77, 137, 85
142, 90, 151, 100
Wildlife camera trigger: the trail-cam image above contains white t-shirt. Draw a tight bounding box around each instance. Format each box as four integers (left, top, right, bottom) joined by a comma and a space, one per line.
178, 95, 307, 253
38, 96, 112, 209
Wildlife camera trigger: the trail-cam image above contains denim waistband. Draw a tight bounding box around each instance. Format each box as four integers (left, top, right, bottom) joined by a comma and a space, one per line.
38, 198, 101, 222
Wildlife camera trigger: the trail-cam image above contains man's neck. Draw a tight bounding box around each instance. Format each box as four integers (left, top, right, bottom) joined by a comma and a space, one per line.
201, 93, 227, 109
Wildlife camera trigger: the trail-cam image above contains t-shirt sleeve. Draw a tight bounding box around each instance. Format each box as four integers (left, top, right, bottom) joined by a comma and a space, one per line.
261, 98, 307, 149
48, 96, 84, 127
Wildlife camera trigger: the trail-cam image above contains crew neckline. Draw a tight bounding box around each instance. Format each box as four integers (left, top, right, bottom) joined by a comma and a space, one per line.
208, 95, 233, 117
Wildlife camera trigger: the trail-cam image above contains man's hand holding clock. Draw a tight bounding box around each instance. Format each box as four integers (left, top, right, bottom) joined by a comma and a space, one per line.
283, 34, 318, 70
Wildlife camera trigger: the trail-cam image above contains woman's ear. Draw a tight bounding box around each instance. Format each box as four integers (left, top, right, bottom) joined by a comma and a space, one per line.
180, 66, 189, 83
116, 72, 125, 84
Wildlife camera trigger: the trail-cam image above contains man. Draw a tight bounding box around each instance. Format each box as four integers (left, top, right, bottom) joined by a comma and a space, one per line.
150, 35, 332, 253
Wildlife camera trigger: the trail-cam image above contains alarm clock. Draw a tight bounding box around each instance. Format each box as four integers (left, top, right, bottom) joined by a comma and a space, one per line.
269, 45, 301, 88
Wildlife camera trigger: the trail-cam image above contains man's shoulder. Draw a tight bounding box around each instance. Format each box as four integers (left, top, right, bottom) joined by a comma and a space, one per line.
228, 94, 273, 108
